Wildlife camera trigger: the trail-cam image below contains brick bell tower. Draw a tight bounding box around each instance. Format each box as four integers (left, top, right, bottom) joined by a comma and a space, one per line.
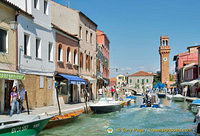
159, 36, 171, 84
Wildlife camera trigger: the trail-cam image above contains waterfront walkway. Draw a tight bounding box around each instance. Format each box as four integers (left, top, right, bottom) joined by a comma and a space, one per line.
0, 102, 90, 119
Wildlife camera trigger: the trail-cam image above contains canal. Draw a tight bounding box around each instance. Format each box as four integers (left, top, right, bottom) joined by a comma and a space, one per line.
39, 97, 196, 136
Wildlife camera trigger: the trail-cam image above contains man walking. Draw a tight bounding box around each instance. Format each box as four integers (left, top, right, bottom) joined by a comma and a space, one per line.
19, 84, 25, 113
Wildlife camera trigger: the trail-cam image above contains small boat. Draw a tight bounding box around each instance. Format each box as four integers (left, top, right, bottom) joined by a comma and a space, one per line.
0, 115, 52, 136
89, 97, 121, 114
135, 93, 143, 96
189, 99, 200, 113
166, 94, 173, 100
126, 96, 136, 99
157, 92, 166, 98
172, 94, 184, 102
44, 110, 83, 129
120, 101, 125, 108
140, 94, 160, 108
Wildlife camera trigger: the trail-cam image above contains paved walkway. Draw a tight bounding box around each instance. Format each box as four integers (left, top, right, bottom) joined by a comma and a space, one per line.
0, 102, 91, 119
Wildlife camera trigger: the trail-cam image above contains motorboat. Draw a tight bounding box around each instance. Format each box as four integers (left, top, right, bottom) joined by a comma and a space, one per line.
140, 94, 160, 108
157, 92, 166, 98
126, 96, 136, 99
89, 97, 121, 114
135, 93, 143, 96
189, 99, 200, 113
0, 115, 52, 136
166, 94, 173, 100
172, 94, 184, 102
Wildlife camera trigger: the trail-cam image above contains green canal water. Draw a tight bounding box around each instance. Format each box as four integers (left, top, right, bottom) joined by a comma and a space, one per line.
39, 97, 196, 136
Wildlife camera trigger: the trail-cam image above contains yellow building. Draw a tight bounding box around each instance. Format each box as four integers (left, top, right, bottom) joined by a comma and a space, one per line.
116, 74, 126, 87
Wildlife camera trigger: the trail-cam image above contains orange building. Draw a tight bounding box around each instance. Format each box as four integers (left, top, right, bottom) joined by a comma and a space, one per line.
110, 77, 117, 87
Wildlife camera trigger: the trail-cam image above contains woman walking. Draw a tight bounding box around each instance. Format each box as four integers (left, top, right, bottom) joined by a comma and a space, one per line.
10, 86, 20, 117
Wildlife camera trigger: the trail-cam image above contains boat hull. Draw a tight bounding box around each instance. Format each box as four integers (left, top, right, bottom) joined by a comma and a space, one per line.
0, 116, 51, 136
90, 105, 121, 114
157, 93, 166, 98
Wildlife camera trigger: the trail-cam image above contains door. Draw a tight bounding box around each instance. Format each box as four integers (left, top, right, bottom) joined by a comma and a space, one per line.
4, 80, 13, 113
70, 84, 73, 103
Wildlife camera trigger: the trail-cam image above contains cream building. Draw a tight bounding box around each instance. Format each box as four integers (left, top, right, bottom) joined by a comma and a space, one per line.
116, 74, 126, 87
51, 1, 97, 100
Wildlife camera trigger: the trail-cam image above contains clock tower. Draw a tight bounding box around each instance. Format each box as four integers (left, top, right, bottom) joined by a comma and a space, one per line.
159, 36, 171, 84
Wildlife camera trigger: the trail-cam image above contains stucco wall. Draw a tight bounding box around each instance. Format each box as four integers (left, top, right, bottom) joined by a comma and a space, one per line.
17, 14, 55, 76
0, 3, 16, 71
128, 76, 154, 90
55, 32, 79, 75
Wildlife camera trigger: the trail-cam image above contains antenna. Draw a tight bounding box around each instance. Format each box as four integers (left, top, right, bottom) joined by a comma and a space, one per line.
66, 0, 70, 8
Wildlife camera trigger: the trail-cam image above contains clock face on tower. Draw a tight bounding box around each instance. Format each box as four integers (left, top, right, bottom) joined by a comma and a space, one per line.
163, 57, 167, 62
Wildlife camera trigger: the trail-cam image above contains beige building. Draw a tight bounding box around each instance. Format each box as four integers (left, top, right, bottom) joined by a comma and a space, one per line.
51, 1, 97, 100
116, 74, 126, 87
128, 71, 154, 93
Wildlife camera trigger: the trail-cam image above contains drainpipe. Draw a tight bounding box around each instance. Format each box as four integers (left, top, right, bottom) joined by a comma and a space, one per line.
15, 11, 20, 71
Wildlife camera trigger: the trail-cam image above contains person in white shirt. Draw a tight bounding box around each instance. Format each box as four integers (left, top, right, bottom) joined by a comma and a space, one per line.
98, 88, 103, 99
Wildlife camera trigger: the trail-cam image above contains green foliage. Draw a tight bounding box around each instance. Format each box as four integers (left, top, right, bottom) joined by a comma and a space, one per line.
153, 71, 161, 85
169, 74, 174, 81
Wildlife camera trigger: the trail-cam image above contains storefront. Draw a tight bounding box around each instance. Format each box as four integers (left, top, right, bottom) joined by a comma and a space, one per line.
0, 70, 25, 113
81, 76, 96, 100
55, 73, 87, 104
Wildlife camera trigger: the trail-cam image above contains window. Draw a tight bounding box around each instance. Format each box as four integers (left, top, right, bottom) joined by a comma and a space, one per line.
48, 43, 53, 61
142, 79, 144, 85
58, 44, 63, 61
130, 79, 132, 84
90, 56, 93, 70
44, 0, 48, 14
137, 79, 139, 83
36, 38, 41, 58
80, 52, 83, 68
146, 79, 149, 83
24, 34, 30, 56
79, 26, 82, 39
34, 0, 39, 9
90, 33, 92, 43
86, 30, 88, 42
66, 47, 71, 63
86, 55, 90, 70
0, 29, 8, 53
74, 50, 78, 65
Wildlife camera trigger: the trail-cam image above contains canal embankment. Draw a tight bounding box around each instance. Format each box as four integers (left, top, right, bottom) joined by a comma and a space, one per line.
0, 102, 92, 119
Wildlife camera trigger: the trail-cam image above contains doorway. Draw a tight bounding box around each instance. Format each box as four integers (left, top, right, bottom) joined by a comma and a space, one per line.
69, 84, 73, 103
4, 80, 13, 113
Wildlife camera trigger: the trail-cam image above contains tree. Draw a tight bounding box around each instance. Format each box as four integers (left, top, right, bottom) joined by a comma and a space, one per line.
153, 71, 161, 85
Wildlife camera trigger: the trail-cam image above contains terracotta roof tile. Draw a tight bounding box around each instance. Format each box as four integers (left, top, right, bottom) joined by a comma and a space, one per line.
129, 71, 154, 77
110, 77, 117, 81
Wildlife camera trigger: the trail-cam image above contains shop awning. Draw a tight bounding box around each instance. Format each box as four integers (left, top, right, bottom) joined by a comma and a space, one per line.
82, 75, 96, 83
58, 74, 87, 85
0, 70, 25, 80
181, 79, 200, 86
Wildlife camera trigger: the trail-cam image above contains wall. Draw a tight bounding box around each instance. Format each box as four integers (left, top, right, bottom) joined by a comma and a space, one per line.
0, 3, 16, 71
128, 76, 154, 90
55, 32, 79, 75
17, 14, 55, 76
23, 74, 54, 108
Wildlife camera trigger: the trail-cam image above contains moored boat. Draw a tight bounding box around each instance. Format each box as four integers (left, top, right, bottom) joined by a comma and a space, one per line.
157, 92, 166, 98
166, 94, 173, 100
189, 99, 200, 113
0, 115, 52, 136
44, 110, 83, 129
172, 94, 184, 102
89, 97, 121, 114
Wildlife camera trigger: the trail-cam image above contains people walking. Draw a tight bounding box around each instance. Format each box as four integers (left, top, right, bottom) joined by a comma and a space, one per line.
111, 87, 114, 97
19, 84, 25, 113
116, 87, 119, 99
10, 86, 20, 117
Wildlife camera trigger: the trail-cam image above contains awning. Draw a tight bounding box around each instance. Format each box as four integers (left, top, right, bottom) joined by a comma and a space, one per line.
0, 70, 25, 80
181, 79, 200, 86
58, 73, 87, 85
82, 75, 96, 83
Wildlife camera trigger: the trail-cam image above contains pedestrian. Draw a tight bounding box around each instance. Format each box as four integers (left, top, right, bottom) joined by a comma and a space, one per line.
84, 88, 89, 102
111, 87, 114, 97
116, 87, 119, 99
10, 86, 20, 117
19, 84, 25, 113
98, 87, 103, 99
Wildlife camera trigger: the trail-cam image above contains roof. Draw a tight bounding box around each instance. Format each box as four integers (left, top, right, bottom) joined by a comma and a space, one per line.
129, 71, 154, 77
52, 23, 79, 41
187, 45, 200, 49
97, 29, 110, 43
110, 77, 117, 81
1, 0, 33, 18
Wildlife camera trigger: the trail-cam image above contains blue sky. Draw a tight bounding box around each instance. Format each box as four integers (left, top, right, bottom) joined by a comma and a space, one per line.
54, 0, 200, 77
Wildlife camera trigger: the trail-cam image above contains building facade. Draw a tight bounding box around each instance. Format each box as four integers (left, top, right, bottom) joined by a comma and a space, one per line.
110, 77, 117, 87
7, 0, 56, 108
51, 1, 97, 100
116, 74, 126, 87
97, 30, 110, 86
128, 71, 154, 93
